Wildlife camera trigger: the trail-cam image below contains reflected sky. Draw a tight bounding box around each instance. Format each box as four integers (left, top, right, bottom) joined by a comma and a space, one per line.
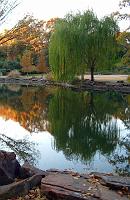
0, 116, 127, 173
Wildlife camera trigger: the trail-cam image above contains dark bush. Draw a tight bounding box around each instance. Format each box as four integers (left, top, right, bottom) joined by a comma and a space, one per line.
3, 61, 22, 71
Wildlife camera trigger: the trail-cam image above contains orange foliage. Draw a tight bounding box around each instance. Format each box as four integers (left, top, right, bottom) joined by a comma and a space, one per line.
0, 16, 58, 52
20, 50, 36, 72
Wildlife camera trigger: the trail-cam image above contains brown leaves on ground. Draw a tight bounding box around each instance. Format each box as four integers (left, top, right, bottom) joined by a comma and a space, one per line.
8, 187, 48, 200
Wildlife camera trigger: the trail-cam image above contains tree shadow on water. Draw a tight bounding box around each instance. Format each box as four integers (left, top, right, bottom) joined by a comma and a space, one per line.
0, 133, 40, 165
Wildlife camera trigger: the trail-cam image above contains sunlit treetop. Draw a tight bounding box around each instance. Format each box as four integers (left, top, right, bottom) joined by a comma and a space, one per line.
0, 15, 58, 52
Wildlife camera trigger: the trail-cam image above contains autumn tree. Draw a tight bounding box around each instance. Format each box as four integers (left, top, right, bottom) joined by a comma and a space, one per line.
116, 32, 130, 68
0, 16, 57, 73
113, 0, 130, 69
0, 15, 57, 51
49, 11, 119, 81
6, 40, 27, 61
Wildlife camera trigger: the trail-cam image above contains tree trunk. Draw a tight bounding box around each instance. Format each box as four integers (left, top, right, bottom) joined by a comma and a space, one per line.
90, 66, 94, 81
81, 74, 84, 82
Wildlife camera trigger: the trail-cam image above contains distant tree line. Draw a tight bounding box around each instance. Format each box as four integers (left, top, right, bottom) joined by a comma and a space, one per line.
0, 0, 130, 80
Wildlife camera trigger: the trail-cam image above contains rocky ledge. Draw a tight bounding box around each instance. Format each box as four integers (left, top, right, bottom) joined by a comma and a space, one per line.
0, 151, 130, 200
41, 170, 130, 200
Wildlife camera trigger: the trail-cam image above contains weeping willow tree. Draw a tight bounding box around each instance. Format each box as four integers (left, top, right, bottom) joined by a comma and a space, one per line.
49, 10, 119, 81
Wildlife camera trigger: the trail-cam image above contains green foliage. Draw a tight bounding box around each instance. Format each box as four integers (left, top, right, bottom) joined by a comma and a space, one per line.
0, 48, 6, 61
49, 17, 81, 81
49, 10, 119, 81
0, 60, 21, 75
3, 60, 21, 70
0, 60, 4, 68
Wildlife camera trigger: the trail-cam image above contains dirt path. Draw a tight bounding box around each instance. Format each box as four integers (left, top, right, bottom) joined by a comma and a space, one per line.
83, 75, 128, 82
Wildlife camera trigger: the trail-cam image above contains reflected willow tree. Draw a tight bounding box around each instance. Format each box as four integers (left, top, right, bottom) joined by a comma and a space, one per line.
48, 89, 120, 163
0, 134, 39, 165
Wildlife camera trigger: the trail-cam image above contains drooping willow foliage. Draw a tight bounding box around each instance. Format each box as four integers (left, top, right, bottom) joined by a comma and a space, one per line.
49, 10, 119, 81
49, 15, 82, 81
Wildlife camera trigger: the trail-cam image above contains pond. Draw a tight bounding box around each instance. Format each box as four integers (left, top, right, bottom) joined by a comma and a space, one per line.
0, 84, 130, 175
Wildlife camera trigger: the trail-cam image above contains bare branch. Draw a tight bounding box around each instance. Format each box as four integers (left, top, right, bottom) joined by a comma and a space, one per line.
119, 0, 130, 8
0, 0, 19, 25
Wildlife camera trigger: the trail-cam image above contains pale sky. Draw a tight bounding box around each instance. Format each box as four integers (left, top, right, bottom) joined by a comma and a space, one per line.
1, 0, 130, 31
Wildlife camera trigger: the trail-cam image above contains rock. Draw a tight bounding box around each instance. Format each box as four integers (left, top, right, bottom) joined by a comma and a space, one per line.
24, 194, 30, 200
18, 166, 31, 179
0, 174, 42, 200
41, 172, 129, 200
99, 175, 130, 189
41, 172, 100, 200
0, 168, 14, 185
0, 150, 21, 185
46, 168, 64, 173
117, 80, 124, 84
92, 172, 130, 189
97, 184, 128, 200
22, 162, 46, 177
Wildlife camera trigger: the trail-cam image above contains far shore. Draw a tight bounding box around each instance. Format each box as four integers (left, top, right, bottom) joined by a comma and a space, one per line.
0, 75, 130, 93
0, 74, 129, 82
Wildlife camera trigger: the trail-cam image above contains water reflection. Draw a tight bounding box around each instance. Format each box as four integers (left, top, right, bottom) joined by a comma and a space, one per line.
0, 85, 130, 173
0, 85, 51, 132
48, 90, 119, 163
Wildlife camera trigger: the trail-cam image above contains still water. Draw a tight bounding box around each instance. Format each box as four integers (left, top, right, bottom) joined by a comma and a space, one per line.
0, 84, 130, 175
